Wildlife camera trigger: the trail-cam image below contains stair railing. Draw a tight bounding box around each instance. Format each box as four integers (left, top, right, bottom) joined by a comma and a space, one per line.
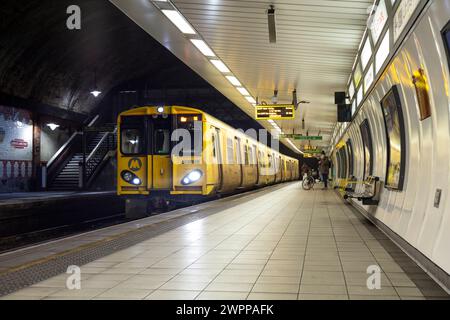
78, 127, 117, 189
42, 114, 100, 189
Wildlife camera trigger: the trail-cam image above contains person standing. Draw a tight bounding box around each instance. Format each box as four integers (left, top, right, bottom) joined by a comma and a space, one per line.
318, 152, 331, 189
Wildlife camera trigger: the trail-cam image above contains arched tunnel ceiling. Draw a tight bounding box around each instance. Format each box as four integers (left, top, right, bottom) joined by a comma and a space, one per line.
0, 0, 210, 115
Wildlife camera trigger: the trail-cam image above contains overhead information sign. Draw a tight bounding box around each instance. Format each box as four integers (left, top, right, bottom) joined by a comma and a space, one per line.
255, 104, 295, 120
279, 134, 322, 140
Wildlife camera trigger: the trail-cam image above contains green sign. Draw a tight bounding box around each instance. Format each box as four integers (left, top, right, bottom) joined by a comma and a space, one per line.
279, 134, 322, 141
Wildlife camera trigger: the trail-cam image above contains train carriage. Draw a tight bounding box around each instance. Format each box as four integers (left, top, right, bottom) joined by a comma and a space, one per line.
117, 106, 299, 217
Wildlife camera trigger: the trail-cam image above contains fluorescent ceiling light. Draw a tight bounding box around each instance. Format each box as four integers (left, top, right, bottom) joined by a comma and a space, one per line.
226, 76, 242, 86
236, 87, 250, 96
245, 96, 256, 104
162, 10, 196, 34
210, 59, 229, 72
190, 39, 215, 57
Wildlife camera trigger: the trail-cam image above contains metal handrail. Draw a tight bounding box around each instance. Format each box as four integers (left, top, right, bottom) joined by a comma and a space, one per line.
79, 128, 117, 189
46, 132, 80, 169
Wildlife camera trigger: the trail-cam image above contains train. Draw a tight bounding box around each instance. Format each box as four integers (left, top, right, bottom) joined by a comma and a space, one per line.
117, 106, 299, 217
331, 0, 450, 289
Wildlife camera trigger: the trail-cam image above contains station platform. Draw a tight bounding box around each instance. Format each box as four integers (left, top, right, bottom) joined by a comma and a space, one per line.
0, 182, 448, 300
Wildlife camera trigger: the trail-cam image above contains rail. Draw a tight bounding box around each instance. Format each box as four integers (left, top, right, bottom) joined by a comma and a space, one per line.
79, 128, 117, 189
41, 114, 101, 189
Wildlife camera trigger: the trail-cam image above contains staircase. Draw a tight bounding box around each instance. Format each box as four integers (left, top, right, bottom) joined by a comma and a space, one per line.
48, 132, 110, 191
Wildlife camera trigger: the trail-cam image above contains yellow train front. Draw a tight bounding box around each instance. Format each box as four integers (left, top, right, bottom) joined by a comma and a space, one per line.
117, 106, 299, 218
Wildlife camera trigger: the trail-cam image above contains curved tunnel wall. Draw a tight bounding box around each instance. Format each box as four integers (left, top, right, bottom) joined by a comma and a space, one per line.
333, 0, 450, 285
0, 0, 183, 115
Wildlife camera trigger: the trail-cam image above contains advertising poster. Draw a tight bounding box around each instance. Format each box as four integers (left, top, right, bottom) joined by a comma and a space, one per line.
0, 105, 33, 189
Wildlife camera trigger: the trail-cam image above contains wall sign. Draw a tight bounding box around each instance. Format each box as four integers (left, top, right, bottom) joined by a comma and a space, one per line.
393, 0, 421, 42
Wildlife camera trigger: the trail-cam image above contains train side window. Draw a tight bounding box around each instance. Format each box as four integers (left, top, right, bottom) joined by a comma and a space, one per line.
227, 138, 234, 164
211, 133, 217, 158
442, 20, 450, 73
244, 145, 249, 165
252, 145, 257, 166
235, 138, 242, 165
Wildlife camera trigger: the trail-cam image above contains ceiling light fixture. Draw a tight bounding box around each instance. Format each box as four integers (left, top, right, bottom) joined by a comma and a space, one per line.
162, 10, 196, 34
236, 87, 250, 96
226, 76, 242, 86
190, 39, 215, 57
47, 123, 60, 131
210, 59, 229, 72
245, 96, 256, 104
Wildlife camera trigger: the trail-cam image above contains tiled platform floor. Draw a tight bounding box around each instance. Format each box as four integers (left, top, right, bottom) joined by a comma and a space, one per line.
1, 183, 449, 300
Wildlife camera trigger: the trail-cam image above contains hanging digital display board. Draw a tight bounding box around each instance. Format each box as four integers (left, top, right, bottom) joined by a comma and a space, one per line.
381, 86, 406, 190
255, 104, 295, 120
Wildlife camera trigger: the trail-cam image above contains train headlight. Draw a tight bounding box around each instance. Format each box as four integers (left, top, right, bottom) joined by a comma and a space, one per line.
157, 106, 164, 113
122, 171, 133, 182
121, 171, 141, 185
181, 170, 203, 185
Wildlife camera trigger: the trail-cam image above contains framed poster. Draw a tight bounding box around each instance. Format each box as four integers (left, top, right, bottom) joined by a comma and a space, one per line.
380, 86, 406, 190
359, 119, 373, 180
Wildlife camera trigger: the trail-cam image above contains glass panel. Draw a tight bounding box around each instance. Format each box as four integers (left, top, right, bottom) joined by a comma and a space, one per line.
349, 81, 355, 100
361, 38, 372, 70
376, 30, 390, 74
370, 0, 388, 44
154, 129, 170, 154
354, 62, 363, 87
364, 63, 374, 93
227, 138, 234, 164
357, 86, 363, 106
121, 128, 143, 155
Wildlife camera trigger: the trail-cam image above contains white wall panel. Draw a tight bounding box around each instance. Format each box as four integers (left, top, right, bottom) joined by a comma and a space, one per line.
333, 0, 450, 277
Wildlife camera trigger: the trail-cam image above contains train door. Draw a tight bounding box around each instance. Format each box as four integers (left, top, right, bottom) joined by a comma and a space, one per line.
234, 137, 243, 187
212, 128, 223, 191
253, 145, 259, 185
151, 116, 172, 189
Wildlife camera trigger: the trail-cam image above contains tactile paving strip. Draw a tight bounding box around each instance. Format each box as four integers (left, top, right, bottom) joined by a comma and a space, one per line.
0, 184, 287, 296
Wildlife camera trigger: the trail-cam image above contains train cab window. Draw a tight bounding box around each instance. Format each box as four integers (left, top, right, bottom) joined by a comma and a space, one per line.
175, 115, 202, 156
121, 128, 144, 155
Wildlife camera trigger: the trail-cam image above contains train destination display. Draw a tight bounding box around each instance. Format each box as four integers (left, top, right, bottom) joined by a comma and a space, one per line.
255, 104, 295, 120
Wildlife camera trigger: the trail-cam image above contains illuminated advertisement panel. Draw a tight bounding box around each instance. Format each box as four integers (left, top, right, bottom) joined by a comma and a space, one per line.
380, 86, 406, 190
359, 119, 373, 180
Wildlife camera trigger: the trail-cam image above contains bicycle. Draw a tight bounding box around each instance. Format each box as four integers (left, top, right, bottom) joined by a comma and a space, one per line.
302, 173, 315, 190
